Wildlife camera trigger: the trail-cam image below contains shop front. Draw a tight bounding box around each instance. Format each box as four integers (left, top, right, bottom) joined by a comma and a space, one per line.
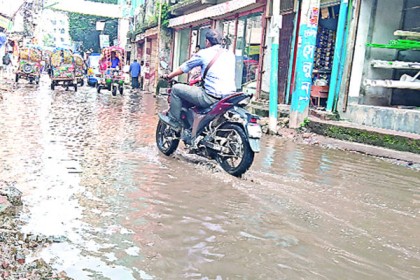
169, 0, 266, 92
222, 12, 263, 92
172, 22, 211, 83
343, 0, 420, 134
135, 27, 159, 92
287, 0, 342, 109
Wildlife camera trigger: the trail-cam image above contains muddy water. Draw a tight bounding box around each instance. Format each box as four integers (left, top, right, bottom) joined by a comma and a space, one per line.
0, 77, 419, 279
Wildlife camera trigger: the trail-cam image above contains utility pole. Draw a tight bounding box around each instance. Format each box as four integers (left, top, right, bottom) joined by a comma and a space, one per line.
154, 0, 163, 90
289, 0, 320, 128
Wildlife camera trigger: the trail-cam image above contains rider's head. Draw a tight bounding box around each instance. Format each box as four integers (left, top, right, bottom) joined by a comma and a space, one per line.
111, 51, 116, 58
205, 29, 222, 48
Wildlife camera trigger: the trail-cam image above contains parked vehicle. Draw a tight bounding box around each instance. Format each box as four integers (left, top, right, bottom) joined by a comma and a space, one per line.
49, 48, 77, 91
96, 46, 126, 96
156, 80, 262, 177
15, 46, 42, 84
73, 53, 85, 86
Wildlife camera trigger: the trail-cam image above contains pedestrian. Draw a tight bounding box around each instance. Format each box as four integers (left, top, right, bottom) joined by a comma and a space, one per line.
129, 59, 141, 89
140, 60, 145, 90
2, 51, 13, 79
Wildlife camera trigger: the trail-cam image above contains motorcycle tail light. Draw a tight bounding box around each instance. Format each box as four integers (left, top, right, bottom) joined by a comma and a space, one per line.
250, 117, 258, 123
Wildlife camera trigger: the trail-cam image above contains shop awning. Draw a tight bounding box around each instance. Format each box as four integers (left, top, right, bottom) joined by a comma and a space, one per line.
168, 0, 259, 28
135, 26, 159, 42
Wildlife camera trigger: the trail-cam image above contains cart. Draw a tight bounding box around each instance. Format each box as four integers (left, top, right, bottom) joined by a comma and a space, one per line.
50, 48, 77, 91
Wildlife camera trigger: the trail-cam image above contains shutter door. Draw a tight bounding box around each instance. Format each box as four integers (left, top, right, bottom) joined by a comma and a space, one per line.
277, 13, 295, 103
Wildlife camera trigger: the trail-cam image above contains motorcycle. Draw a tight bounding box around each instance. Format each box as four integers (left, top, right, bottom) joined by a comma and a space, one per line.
156, 80, 262, 177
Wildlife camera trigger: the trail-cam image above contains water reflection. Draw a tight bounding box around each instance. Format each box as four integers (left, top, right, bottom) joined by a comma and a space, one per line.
0, 80, 419, 279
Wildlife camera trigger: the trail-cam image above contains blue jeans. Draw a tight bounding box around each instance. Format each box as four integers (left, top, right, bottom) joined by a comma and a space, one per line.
169, 84, 217, 122
131, 77, 139, 88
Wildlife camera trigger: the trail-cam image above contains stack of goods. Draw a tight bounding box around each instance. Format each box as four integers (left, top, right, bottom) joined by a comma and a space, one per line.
30, 49, 42, 62
19, 48, 30, 60
314, 27, 335, 71
312, 27, 336, 89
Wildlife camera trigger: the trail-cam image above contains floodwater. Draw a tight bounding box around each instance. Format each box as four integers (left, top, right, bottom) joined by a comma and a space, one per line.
0, 76, 419, 279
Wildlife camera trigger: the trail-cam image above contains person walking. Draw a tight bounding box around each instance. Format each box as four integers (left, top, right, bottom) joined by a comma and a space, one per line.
2, 51, 13, 79
129, 59, 141, 89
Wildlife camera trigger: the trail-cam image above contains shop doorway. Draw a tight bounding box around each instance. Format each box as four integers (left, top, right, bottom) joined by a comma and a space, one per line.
235, 13, 263, 91
310, 4, 340, 108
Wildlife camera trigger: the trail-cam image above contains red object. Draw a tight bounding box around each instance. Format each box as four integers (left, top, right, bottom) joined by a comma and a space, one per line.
189, 79, 201, 86
311, 86, 329, 107
250, 117, 258, 124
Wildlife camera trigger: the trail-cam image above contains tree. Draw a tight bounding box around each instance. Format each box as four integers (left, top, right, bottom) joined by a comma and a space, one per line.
68, 0, 119, 52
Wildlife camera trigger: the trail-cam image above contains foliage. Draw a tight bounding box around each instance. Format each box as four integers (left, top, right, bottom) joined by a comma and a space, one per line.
68, 0, 119, 52
310, 122, 420, 154
42, 34, 55, 47
156, 1, 171, 29
299, 118, 310, 128
133, 1, 172, 36
68, 13, 118, 52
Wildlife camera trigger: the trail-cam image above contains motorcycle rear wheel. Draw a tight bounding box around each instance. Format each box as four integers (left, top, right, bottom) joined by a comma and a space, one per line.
156, 120, 179, 156
216, 123, 254, 177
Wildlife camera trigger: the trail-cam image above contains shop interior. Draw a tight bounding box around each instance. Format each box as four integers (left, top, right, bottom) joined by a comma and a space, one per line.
363, 0, 420, 109
310, 4, 340, 108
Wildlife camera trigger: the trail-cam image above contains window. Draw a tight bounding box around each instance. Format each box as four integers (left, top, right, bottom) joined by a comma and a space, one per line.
235, 13, 262, 90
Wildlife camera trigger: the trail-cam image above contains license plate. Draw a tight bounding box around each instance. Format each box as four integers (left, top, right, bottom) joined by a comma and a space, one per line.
247, 124, 262, 138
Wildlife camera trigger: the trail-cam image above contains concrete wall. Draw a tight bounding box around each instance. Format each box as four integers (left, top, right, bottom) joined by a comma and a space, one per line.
345, 104, 420, 134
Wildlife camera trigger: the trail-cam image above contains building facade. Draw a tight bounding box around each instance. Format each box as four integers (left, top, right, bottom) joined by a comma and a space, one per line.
125, 0, 419, 134
340, 0, 420, 134
169, 0, 267, 93
36, 9, 72, 48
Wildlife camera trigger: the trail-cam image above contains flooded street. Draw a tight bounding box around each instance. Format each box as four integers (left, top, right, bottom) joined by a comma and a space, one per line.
1, 77, 419, 279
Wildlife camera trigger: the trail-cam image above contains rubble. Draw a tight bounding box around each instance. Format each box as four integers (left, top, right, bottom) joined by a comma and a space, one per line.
0, 182, 72, 280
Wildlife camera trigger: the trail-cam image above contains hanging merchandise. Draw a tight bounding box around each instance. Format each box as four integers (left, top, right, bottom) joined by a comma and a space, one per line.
309, 5, 340, 108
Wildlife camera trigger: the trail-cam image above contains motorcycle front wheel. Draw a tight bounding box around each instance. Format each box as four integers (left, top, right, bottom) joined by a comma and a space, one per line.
156, 120, 180, 156
216, 123, 254, 177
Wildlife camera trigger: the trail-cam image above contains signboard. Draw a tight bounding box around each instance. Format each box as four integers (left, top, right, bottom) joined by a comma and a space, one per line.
169, 0, 258, 28
0, 15, 13, 31
99, 35, 110, 48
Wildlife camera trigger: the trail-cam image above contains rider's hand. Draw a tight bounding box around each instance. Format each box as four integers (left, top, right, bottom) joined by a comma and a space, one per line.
161, 74, 170, 80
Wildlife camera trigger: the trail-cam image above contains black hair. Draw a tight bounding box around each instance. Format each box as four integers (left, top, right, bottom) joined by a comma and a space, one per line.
205, 29, 222, 46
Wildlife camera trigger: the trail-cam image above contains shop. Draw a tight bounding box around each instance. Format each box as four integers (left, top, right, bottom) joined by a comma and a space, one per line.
286, 0, 342, 108
172, 23, 211, 83
222, 12, 264, 91
169, 0, 266, 90
135, 27, 159, 92
343, 0, 420, 134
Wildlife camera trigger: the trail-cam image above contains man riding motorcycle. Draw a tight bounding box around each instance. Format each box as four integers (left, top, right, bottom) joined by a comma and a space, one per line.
160, 29, 236, 130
